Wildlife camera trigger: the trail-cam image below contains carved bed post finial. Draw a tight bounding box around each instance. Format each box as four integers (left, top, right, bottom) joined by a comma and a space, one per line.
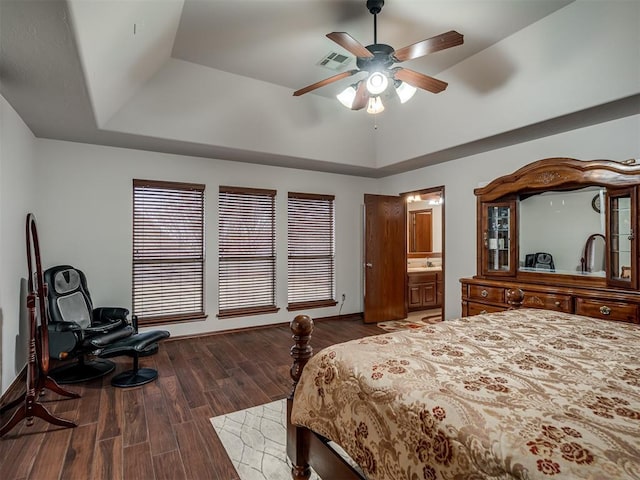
289, 314, 314, 400
506, 288, 525, 309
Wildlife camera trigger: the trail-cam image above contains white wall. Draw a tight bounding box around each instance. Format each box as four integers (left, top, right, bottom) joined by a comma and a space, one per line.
33, 140, 378, 340
376, 0, 640, 167
0, 95, 37, 394
380, 114, 640, 320
107, 58, 378, 169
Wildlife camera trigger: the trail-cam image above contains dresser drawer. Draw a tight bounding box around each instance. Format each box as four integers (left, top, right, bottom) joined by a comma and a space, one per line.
467, 285, 505, 303
575, 298, 639, 323
466, 302, 505, 316
522, 292, 572, 312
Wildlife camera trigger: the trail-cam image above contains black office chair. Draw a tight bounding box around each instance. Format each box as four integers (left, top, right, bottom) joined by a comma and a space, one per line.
524, 252, 555, 271
44, 265, 169, 387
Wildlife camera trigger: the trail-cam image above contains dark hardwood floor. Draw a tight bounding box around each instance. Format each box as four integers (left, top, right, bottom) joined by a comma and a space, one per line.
0, 317, 384, 480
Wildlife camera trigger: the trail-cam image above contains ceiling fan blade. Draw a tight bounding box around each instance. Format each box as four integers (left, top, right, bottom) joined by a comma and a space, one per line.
393, 31, 463, 63
351, 81, 369, 110
394, 68, 448, 94
326, 32, 374, 58
293, 69, 359, 96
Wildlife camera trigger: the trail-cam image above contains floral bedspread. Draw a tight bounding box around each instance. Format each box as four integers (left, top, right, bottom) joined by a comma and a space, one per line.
291, 309, 640, 479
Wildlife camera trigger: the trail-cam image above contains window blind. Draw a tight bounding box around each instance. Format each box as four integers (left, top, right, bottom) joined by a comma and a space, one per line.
132, 179, 205, 324
287, 192, 336, 310
218, 186, 278, 317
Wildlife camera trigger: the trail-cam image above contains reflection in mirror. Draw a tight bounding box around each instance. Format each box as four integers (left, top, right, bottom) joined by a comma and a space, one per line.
409, 209, 433, 252
581, 234, 605, 273
519, 186, 606, 276
407, 193, 443, 254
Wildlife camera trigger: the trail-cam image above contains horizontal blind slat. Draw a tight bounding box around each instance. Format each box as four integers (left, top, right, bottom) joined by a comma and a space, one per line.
133, 180, 205, 321
287, 195, 335, 305
218, 189, 276, 312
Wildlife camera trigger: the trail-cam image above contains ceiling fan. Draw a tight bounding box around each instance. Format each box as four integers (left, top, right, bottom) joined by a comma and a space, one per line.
293, 0, 464, 113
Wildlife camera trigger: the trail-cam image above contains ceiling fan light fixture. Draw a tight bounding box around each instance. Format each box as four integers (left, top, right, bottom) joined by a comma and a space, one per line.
395, 81, 417, 104
336, 84, 357, 108
366, 71, 388, 95
367, 96, 384, 114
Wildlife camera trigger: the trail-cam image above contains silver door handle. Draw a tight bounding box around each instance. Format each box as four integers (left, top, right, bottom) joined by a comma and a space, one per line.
365, 263, 373, 268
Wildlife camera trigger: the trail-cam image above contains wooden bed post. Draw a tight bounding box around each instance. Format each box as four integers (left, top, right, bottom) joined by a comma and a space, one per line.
287, 314, 314, 480
506, 288, 525, 309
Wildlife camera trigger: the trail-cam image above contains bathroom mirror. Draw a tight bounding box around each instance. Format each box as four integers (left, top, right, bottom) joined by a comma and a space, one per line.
407, 193, 442, 254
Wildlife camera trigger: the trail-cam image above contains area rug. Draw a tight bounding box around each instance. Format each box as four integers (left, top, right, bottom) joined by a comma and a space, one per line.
211, 400, 304, 480
377, 310, 442, 333
211, 400, 362, 480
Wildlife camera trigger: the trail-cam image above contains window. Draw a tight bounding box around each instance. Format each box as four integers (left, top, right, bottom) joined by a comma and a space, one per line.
287, 192, 337, 310
132, 179, 205, 325
218, 186, 278, 317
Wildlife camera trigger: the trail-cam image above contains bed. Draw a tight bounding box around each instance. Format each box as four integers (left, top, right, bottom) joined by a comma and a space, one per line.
286, 308, 640, 480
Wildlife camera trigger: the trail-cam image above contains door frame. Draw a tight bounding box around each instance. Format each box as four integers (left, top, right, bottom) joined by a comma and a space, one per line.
401, 186, 446, 319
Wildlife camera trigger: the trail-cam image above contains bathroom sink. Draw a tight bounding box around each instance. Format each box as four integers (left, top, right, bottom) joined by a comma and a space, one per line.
407, 266, 441, 272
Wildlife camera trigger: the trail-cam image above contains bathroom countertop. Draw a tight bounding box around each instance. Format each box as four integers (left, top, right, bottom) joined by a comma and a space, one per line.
407, 266, 441, 273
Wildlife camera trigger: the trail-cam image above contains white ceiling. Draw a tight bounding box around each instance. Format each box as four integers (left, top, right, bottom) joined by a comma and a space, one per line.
1, 0, 638, 177
170, 0, 572, 98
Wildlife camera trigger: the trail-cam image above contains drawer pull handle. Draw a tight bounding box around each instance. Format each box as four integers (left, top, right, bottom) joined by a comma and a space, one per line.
481, 289, 489, 298
554, 301, 561, 307
480, 310, 488, 314
599, 305, 611, 315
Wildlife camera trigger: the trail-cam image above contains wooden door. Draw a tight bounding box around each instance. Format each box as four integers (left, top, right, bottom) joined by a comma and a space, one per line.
363, 194, 406, 323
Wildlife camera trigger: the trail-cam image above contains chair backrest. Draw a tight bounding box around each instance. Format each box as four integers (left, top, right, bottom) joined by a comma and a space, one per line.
524, 252, 555, 270
44, 265, 93, 329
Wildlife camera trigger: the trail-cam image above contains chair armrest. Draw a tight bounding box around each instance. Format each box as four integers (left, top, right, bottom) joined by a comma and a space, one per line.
47, 322, 82, 359
93, 307, 129, 323
89, 307, 130, 333
84, 325, 135, 349
48, 321, 82, 334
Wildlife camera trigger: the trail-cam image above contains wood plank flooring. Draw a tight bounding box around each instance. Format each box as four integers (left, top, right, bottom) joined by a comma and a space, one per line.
0, 317, 384, 480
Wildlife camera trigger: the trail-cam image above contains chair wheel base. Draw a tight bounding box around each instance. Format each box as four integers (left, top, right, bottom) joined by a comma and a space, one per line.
111, 368, 158, 388
49, 359, 115, 384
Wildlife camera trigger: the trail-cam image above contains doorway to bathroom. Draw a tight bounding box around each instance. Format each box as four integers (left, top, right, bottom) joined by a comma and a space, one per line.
404, 186, 445, 322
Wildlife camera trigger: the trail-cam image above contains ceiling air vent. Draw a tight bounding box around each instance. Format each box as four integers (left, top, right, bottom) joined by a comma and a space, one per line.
317, 52, 352, 71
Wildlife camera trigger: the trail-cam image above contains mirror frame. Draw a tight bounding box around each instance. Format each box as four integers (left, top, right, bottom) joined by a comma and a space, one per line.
474, 158, 640, 288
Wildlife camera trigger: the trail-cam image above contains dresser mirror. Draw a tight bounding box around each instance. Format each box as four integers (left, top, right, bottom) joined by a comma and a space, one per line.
518, 186, 606, 277
462, 158, 640, 324
473, 158, 639, 289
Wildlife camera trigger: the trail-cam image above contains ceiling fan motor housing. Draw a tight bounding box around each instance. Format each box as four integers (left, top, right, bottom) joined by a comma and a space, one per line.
357, 43, 395, 71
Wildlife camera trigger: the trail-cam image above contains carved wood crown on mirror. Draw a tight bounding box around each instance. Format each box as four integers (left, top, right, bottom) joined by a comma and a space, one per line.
461, 157, 640, 324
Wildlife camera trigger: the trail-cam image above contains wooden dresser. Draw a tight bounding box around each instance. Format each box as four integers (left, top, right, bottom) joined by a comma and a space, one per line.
460, 158, 640, 324
461, 277, 639, 323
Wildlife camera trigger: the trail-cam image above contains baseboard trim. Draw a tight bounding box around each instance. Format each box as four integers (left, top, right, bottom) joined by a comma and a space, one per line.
317, 312, 364, 322
166, 312, 365, 342
0, 365, 26, 408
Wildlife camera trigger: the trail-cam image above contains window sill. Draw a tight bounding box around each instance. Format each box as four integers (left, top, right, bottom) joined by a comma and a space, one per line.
138, 313, 208, 327
287, 300, 338, 312
217, 306, 280, 319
